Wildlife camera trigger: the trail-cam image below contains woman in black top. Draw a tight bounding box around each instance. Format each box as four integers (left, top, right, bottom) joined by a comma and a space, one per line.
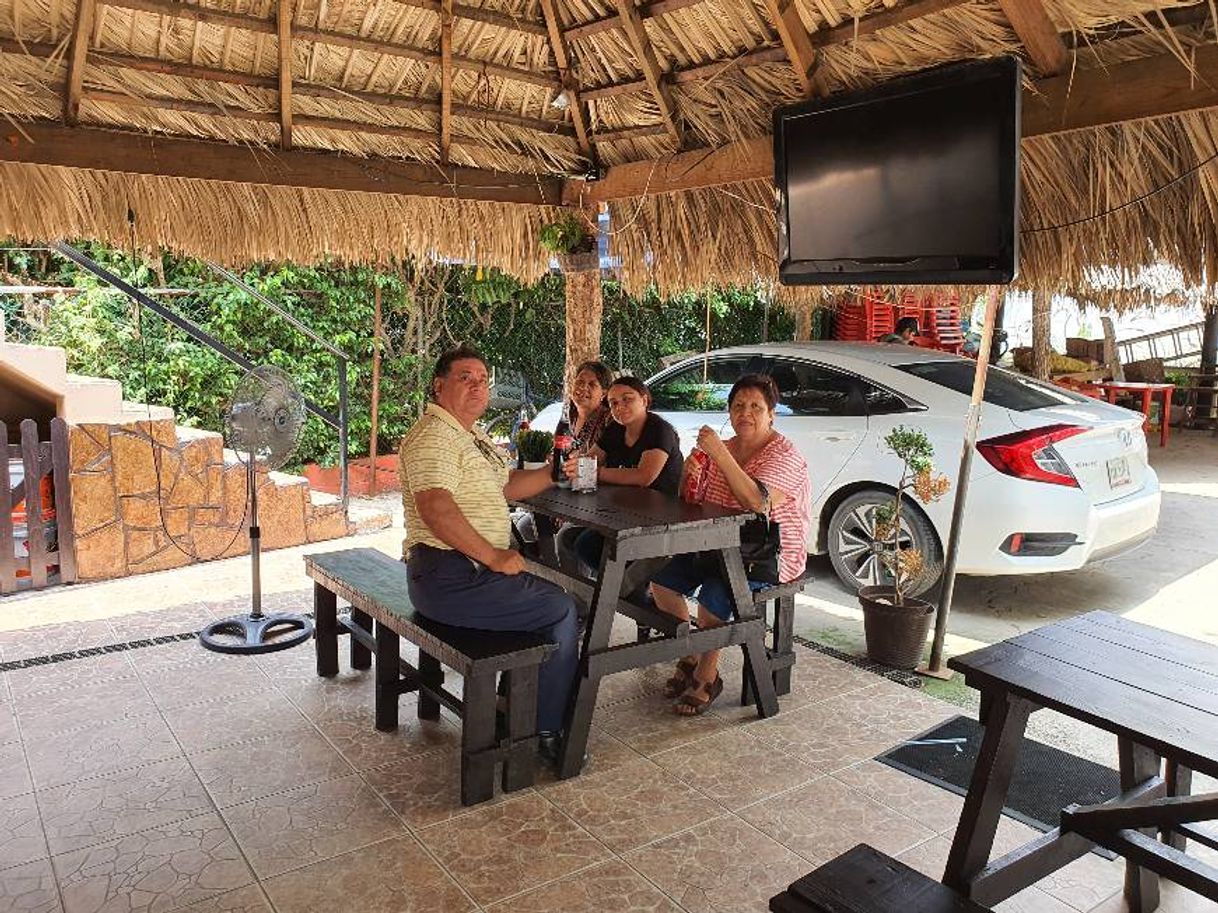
564, 376, 683, 573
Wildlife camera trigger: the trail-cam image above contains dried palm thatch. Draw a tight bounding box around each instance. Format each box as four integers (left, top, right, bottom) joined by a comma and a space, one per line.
0, 0, 1215, 309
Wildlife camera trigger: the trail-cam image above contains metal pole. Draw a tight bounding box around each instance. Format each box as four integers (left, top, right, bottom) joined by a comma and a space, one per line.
248, 455, 262, 619
924, 285, 1001, 675
337, 357, 349, 508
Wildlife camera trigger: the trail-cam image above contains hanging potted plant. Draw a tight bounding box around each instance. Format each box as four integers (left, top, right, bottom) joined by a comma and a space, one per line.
539, 213, 598, 273
859, 426, 951, 670
515, 429, 554, 470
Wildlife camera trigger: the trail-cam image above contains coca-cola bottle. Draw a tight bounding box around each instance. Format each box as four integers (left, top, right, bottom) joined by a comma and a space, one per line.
552, 402, 573, 488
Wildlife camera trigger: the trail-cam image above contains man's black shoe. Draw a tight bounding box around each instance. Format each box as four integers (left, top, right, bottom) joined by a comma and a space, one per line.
538, 731, 588, 770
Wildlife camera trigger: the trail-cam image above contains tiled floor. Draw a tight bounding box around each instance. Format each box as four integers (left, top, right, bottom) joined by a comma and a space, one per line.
0, 595, 1214, 913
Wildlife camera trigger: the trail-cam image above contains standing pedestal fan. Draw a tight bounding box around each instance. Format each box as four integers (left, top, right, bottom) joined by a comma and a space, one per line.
200, 366, 314, 654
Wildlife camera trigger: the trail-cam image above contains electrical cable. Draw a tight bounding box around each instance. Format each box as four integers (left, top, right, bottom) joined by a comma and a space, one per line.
1024, 147, 1218, 233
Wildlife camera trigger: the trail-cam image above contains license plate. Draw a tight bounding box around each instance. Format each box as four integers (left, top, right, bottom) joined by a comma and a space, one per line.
1107, 456, 1131, 489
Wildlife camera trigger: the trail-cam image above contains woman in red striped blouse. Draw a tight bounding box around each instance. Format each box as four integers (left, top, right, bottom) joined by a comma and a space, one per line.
649, 374, 812, 716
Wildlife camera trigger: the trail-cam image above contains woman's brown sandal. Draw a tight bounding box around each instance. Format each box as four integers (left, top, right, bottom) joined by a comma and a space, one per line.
663, 657, 698, 699
674, 675, 723, 716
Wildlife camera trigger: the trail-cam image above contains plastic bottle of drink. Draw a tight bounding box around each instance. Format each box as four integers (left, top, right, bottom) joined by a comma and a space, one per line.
552, 402, 573, 489
683, 448, 711, 502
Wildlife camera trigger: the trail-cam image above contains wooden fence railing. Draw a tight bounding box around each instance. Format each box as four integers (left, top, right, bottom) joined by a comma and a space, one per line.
0, 418, 77, 593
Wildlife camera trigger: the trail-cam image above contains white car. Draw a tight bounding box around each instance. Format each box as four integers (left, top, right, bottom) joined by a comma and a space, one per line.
532, 342, 1161, 595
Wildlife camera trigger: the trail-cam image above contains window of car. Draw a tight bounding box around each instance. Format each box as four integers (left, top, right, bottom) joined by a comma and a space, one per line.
895, 360, 1090, 411
766, 359, 865, 416
650, 356, 754, 412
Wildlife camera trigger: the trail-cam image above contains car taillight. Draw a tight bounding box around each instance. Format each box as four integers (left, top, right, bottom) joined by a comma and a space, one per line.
976, 424, 1087, 487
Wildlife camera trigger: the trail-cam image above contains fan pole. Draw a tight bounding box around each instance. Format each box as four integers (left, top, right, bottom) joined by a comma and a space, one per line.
248, 452, 262, 620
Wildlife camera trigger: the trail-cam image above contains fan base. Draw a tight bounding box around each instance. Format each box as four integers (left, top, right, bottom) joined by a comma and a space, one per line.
199, 613, 314, 655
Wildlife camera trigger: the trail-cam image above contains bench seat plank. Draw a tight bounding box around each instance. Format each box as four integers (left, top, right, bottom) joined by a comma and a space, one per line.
305, 548, 555, 676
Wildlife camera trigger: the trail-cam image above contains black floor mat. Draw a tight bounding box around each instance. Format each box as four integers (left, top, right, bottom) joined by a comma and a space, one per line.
878, 714, 1122, 839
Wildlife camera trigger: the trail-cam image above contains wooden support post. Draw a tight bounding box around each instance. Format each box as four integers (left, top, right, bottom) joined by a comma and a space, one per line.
1031, 292, 1051, 380
539, 0, 593, 159
277, 0, 293, 150
1102, 315, 1124, 381
612, 0, 682, 145
561, 245, 604, 395
65, 0, 97, 124
368, 283, 383, 495
794, 300, 813, 342
440, 0, 453, 163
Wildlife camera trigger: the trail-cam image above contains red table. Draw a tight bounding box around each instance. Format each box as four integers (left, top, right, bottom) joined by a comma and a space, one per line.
1095, 381, 1175, 448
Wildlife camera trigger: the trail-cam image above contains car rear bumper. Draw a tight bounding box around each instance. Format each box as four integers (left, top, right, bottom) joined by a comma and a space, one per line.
953, 469, 1161, 575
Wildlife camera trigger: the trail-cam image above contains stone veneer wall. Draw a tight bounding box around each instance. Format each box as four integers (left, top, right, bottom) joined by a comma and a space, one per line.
68, 418, 352, 581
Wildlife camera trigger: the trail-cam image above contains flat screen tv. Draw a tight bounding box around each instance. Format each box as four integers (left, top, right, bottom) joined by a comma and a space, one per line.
774, 56, 1021, 286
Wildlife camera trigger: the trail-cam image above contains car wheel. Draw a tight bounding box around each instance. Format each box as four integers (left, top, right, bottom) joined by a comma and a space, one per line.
827, 489, 943, 597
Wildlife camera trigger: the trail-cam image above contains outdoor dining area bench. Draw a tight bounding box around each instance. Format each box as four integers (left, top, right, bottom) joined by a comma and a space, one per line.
770, 844, 991, 912
305, 547, 557, 805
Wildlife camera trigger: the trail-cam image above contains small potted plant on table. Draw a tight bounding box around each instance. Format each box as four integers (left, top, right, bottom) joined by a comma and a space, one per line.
859, 426, 951, 670
515, 429, 554, 470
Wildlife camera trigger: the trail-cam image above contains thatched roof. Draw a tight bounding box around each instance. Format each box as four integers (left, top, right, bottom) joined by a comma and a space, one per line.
1, 0, 1218, 304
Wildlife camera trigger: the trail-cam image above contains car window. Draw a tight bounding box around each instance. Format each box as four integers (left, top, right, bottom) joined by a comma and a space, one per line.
651, 357, 752, 412
767, 359, 863, 416
895, 361, 1090, 411
860, 382, 916, 415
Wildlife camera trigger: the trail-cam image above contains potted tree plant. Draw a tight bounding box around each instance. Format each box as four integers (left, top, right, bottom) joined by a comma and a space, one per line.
859, 426, 951, 670
515, 429, 554, 470
539, 214, 598, 272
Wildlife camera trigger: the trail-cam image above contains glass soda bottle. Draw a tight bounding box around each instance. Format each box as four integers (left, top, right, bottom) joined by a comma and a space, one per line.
552, 401, 573, 488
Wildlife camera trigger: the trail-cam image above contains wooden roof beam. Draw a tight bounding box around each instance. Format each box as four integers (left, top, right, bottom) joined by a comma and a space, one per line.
758, 0, 818, 97
277, 0, 293, 149
564, 0, 702, 42
0, 121, 563, 204
809, 0, 970, 47
570, 44, 1218, 202
612, 0, 682, 145
101, 0, 560, 89
64, 0, 97, 124
538, 0, 593, 158
998, 0, 1069, 75
3, 37, 578, 137
440, 0, 453, 162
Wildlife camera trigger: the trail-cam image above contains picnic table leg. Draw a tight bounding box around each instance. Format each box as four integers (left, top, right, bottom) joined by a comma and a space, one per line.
773, 594, 795, 696
314, 582, 338, 677
718, 547, 778, 718
1160, 390, 1171, 448
1119, 738, 1162, 912
350, 607, 373, 670
462, 672, 498, 804
416, 652, 443, 722
943, 691, 1034, 895
1163, 760, 1193, 852
374, 621, 400, 732
502, 667, 539, 792
558, 554, 626, 779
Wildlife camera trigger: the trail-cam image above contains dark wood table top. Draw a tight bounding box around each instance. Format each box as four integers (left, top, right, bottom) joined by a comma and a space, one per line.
515, 485, 748, 539
948, 611, 1218, 778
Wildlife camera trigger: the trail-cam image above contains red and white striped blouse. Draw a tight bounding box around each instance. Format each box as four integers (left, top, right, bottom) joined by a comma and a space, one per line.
700, 433, 812, 583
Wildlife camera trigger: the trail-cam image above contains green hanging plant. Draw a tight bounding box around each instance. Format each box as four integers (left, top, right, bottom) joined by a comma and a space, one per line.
538, 214, 595, 255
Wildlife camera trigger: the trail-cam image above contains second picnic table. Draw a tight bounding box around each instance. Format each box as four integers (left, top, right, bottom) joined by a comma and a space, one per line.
514, 484, 781, 779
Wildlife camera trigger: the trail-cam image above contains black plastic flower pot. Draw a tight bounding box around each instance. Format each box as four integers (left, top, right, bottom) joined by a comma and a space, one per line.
858, 585, 934, 671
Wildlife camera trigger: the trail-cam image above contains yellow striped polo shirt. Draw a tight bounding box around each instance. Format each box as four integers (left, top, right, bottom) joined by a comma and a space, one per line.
399, 403, 511, 555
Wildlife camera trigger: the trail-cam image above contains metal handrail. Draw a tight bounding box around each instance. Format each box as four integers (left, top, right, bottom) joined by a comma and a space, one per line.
50, 243, 350, 504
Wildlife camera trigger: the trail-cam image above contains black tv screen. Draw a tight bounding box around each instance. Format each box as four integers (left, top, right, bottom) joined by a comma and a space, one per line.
774, 56, 1021, 286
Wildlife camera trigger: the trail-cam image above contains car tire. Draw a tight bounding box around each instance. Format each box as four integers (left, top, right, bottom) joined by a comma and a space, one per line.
826, 489, 943, 597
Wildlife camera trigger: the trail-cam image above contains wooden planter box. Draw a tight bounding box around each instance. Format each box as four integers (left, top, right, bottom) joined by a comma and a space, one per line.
304, 455, 400, 496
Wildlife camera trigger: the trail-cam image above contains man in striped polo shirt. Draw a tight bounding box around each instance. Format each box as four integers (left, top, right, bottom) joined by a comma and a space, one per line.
399, 345, 577, 761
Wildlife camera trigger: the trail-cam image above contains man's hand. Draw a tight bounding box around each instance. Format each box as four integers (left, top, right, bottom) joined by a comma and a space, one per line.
486, 548, 525, 576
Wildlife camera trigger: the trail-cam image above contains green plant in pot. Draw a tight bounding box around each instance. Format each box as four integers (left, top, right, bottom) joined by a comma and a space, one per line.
515, 429, 554, 469
539, 214, 597, 270
858, 426, 951, 670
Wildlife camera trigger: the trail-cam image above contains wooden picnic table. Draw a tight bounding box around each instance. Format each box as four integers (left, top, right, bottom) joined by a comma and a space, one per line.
513, 485, 780, 779
942, 611, 1218, 912
1094, 381, 1175, 448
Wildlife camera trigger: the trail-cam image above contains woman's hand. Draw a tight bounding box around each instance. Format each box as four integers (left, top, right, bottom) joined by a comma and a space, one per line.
696, 426, 730, 462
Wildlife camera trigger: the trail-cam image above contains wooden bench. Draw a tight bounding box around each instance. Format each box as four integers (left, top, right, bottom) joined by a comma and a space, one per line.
305, 548, 557, 805
740, 560, 814, 704
771, 844, 991, 912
